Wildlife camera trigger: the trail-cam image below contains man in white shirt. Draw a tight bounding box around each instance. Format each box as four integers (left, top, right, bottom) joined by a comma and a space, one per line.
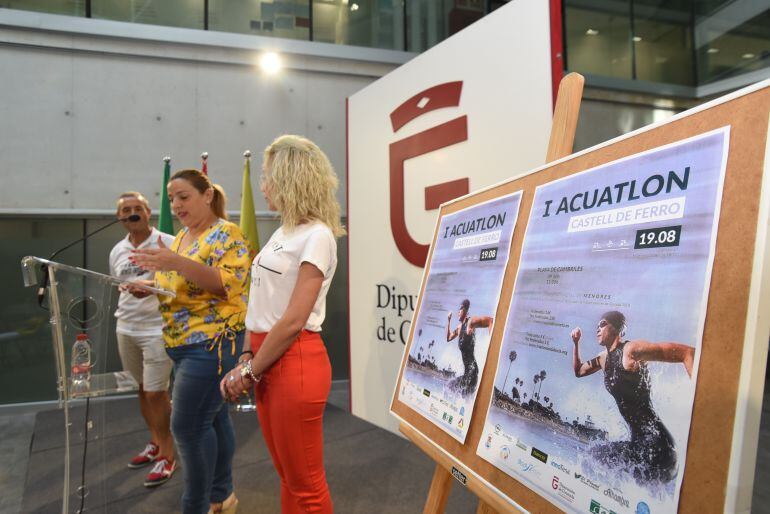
109, 192, 176, 487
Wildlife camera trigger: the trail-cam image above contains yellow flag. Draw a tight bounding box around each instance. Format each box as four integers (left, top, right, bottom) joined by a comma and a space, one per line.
239, 151, 260, 259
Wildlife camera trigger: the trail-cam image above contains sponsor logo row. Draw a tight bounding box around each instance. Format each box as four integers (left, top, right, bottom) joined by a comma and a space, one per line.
487, 429, 650, 514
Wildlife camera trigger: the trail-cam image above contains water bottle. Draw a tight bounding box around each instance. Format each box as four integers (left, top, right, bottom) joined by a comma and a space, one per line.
71, 333, 92, 394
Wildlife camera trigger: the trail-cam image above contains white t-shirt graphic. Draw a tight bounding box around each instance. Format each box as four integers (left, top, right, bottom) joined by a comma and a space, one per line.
246, 222, 337, 333
109, 228, 175, 336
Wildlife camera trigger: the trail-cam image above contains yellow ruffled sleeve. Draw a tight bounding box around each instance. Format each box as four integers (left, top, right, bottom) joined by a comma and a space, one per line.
207, 224, 251, 302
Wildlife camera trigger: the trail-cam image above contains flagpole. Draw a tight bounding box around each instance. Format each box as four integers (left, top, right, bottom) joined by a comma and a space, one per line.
236, 149, 259, 413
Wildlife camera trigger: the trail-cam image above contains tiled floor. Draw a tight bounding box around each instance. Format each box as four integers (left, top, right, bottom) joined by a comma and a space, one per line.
0, 380, 352, 514
0, 413, 34, 514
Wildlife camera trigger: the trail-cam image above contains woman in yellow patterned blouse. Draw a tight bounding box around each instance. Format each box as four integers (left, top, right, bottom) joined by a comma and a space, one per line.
130, 168, 249, 514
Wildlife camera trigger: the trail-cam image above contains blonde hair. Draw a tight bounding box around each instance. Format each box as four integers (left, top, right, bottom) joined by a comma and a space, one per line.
116, 191, 150, 213
169, 169, 228, 220
263, 135, 345, 237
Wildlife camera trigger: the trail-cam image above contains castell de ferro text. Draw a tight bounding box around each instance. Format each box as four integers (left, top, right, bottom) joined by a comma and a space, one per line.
542, 166, 690, 217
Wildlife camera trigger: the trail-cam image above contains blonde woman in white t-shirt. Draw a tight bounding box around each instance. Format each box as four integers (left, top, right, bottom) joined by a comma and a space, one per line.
221, 135, 344, 514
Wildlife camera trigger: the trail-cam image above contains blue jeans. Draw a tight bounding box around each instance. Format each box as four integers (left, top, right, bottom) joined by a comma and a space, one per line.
166, 331, 242, 514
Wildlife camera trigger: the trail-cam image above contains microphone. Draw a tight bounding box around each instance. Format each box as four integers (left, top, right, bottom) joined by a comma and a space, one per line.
37, 214, 143, 307
49, 214, 140, 261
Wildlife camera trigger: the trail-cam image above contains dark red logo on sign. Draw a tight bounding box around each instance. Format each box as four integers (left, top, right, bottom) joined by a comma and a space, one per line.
389, 81, 469, 267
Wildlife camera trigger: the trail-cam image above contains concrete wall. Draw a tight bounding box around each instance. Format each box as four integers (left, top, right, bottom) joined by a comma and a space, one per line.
0, 9, 410, 214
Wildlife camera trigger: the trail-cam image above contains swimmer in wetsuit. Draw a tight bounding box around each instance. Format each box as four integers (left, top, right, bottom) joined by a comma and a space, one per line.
446, 299, 494, 397
571, 311, 695, 484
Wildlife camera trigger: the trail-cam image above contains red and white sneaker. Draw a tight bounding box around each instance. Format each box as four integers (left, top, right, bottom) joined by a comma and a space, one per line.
144, 457, 176, 487
127, 442, 159, 469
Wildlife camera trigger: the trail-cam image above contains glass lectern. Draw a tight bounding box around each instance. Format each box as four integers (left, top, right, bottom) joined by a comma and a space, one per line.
21, 256, 173, 514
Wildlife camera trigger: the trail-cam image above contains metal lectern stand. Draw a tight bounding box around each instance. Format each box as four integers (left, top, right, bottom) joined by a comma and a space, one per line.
21, 256, 173, 514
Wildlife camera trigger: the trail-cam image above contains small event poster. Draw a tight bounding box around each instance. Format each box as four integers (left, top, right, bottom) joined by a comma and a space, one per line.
477, 128, 729, 514
398, 192, 522, 442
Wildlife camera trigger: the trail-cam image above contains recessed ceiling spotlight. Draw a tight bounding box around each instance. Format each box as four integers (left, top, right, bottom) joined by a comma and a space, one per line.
632, 36, 642, 42
742, 53, 756, 59
259, 52, 282, 74
351, 3, 359, 10
585, 28, 599, 36
707, 48, 719, 54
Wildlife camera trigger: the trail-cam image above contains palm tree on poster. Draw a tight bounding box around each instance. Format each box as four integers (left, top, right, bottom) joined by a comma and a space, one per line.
512, 377, 522, 401
537, 370, 547, 398
501, 351, 517, 394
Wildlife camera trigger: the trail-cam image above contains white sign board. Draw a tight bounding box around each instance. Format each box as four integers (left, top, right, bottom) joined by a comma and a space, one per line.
348, 0, 559, 433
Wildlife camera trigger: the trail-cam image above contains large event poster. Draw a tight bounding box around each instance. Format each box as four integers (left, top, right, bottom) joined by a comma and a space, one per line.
477, 129, 729, 514
398, 192, 522, 442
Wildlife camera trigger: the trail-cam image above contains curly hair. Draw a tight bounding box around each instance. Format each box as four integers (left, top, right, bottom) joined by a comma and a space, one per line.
263, 135, 345, 237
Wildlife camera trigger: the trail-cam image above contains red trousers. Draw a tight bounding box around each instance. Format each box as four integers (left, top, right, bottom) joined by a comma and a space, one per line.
251, 331, 333, 514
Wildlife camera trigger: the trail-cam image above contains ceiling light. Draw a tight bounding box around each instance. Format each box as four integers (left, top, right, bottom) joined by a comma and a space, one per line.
632, 36, 642, 42
585, 28, 599, 36
707, 48, 719, 54
742, 53, 755, 59
350, 3, 359, 10
259, 52, 282, 74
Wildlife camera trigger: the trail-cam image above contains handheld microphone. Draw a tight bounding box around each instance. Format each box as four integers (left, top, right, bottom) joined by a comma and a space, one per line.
37, 214, 143, 307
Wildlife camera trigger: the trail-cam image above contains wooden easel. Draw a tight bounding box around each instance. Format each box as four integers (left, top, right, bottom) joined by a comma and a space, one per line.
400, 72, 585, 514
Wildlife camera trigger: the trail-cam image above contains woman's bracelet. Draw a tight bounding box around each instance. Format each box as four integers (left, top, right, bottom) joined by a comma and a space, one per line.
240, 359, 262, 384
239, 350, 254, 357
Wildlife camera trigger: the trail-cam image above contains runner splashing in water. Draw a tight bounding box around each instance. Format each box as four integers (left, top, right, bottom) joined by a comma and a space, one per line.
446, 299, 493, 397
571, 311, 695, 484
